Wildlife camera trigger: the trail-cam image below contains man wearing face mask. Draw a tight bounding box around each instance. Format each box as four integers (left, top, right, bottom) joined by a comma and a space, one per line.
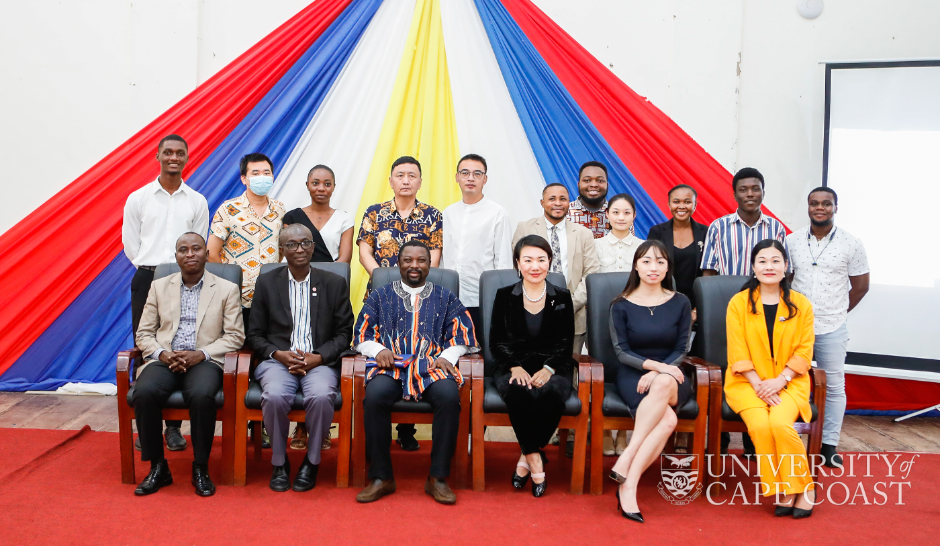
209, 152, 286, 329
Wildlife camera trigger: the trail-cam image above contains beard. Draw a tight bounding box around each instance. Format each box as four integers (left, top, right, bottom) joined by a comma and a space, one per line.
810, 217, 833, 228
579, 193, 606, 209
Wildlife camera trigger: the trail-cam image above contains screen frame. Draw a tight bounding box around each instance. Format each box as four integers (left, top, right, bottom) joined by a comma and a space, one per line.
821, 59, 941, 373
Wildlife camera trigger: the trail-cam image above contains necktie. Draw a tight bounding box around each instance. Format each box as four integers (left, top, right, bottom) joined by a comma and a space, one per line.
549, 225, 562, 273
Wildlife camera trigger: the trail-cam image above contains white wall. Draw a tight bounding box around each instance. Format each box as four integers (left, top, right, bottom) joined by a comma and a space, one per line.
0, 0, 937, 234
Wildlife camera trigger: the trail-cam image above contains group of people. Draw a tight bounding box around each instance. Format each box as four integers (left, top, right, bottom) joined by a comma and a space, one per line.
122, 134, 870, 522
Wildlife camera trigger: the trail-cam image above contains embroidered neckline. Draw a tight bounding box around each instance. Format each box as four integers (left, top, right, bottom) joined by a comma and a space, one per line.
392, 280, 435, 312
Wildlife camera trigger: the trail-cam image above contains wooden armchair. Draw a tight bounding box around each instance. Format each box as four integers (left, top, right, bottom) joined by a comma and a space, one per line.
116, 348, 238, 485
350, 354, 472, 488
233, 349, 354, 486
693, 276, 827, 484
469, 269, 590, 494
585, 272, 714, 495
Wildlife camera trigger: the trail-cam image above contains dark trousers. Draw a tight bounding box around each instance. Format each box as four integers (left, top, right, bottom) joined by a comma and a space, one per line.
497, 373, 570, 454
131, 267, 182, 430
364, 375, 460, 480
132, 361, 221, 465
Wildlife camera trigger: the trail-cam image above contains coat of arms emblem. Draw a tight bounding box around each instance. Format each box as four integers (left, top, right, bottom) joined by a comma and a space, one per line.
657, 454, 703, 505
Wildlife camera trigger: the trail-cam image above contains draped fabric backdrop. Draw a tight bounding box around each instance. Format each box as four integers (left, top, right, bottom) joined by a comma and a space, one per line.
0, 0, 776, 391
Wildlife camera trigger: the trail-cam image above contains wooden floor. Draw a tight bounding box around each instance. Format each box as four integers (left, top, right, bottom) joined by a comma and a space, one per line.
0, 391, 937, 453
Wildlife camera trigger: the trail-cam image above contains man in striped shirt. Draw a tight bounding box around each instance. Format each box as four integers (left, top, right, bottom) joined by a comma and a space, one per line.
701, 167, 790, 277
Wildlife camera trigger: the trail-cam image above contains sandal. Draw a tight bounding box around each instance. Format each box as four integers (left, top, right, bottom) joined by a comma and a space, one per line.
290, 424, 308, 450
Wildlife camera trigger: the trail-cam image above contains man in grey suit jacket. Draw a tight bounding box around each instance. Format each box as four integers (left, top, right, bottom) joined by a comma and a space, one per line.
133, 232, 245, 497
512, 183, 600, 354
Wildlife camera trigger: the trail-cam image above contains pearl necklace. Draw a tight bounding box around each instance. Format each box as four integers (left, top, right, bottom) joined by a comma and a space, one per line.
523, 282, 547, 302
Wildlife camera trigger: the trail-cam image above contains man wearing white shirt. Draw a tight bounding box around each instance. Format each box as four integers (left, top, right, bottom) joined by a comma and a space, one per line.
122, 134, 210, 450
441, 154, 512, 334
787, 187, 870, 468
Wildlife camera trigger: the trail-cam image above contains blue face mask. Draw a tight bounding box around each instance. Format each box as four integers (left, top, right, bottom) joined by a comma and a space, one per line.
248, 175, 274, 196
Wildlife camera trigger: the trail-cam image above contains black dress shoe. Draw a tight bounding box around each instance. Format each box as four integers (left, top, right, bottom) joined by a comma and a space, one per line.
270, 460, 291, 492
616, 490, 643, 523
821, 443, 843, 468
511, 462, 530, 489
134, 460, 172, 496
396, 433, 420, 452
293, 458, 319, 492
164, 427, 187, 451
192, 463, 215, 497
531, 473, 547, 497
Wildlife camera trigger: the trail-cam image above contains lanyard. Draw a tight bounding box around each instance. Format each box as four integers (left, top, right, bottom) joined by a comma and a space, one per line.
807, 227, 837, 266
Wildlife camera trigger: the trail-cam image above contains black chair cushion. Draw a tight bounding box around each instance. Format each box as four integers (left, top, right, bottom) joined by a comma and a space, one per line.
155, 262, 243, 288
390, 399, 434, 413
244, 379, 343, 411
371, 267, 461, 297
127, 385, 224, 408
481, 377, 582, 415
601, 383, 699, 420
720, 395, 817, 423
259, 262, 351, 284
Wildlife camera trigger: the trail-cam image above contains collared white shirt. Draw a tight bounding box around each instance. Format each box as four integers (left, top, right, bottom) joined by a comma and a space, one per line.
441, 198, 512, 307
546, 218, 569, 281
595, 232, 644, 273
122, 178, 210, 267
787, 225, 869, 334
355, 283, 468, 364
288, 269, 314, 353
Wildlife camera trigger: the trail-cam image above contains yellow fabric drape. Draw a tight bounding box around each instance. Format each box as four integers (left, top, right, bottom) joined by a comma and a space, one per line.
350, 0, 462, 314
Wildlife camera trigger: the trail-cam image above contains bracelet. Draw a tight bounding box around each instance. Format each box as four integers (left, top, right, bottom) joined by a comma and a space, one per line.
543, 365, 555, 375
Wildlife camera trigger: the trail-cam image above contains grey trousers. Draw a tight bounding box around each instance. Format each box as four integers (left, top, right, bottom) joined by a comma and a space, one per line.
814, 322, 850, 446
255, 359, 338, 466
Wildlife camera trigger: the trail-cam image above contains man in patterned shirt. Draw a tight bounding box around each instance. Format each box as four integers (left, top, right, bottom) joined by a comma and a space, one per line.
567, 161, 611, 239
208, 152, 286, 328
356, 155, 443, 451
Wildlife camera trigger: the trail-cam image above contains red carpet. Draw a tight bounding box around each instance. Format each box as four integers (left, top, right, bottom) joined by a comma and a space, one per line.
0, 427, 937, 545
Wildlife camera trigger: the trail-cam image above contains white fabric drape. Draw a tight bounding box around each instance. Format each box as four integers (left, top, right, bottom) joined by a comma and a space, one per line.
440, 0, 546, 230
271, 0, 415, 221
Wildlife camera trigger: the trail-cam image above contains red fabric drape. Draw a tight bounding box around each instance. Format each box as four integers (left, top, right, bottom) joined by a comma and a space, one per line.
846, 374, 939, 412
501, 0, 784, 227
0, 0, 352, 375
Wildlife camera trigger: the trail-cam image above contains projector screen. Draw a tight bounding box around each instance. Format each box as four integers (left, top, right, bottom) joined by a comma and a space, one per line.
824, 61, 940, 369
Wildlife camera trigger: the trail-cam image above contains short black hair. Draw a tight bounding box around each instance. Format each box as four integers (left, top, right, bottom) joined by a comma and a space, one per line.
456, 153, 487, 173
578, 160, 608, 179
307, 164, 335, 180
513, 235, 553, 271
175, 231, 206, 247
398, 239, 430, 260
808, 186, 837, 204
607, 193, 636, 212
542, 182, 569, 196
158, 134, 188, 152
240, 153, 274, 177
667, 183, 698, 200
391, 156, 421, 177
732, 167, 764, 190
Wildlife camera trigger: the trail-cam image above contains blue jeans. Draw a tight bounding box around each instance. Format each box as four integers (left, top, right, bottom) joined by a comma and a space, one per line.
814, 322, 850, 446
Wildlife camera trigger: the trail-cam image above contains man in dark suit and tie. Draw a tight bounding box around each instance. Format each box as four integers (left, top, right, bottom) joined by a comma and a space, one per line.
247, 224, 354, 492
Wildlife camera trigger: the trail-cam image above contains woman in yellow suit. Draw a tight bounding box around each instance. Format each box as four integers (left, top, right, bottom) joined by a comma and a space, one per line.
725, 239, 816, 519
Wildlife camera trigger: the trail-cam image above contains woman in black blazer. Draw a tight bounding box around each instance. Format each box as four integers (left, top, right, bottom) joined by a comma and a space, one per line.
646, 184, 708, 315
490, 235, 577, 498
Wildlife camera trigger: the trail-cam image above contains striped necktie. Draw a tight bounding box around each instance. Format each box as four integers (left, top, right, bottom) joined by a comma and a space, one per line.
549, 225, 562, 273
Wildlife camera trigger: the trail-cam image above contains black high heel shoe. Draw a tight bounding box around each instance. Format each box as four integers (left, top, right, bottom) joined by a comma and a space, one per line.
616, 489, 644, 523
792, 506, 814, 519
531, 472, 547, 497
511, 462, 530, 489
609, 470, 627, 484
774, 503, 795, 517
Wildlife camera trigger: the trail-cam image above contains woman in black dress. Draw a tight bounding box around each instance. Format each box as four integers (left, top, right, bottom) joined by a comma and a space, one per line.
645, 184, 707, 315
490, 235, 577, 497
607, 240, 692, 523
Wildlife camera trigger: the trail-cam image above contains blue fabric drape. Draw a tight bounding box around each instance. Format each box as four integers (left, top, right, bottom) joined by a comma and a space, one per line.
473, 0, 666, 236
0, 0, 383, 391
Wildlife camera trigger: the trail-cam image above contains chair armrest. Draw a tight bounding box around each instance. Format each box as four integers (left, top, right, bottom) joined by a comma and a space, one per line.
458, 354, 481, 379
681, 356, 715, 393
352, 354, 366, 381
223, 350, 246, 377
341, 353, 355, 378
116, 348, 143, 386
576, 355, 592, 385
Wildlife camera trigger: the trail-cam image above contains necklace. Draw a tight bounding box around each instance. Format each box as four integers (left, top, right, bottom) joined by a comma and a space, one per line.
523, 283, 547, 302
646, 305, 657, 316
807, 227, 837, 266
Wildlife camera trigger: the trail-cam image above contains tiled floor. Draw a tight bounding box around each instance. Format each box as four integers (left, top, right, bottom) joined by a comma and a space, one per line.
0, 391, 937, 452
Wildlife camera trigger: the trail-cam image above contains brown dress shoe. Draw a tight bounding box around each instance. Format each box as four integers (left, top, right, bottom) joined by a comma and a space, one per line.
356, 478, 396, 503
424, 477, 456, 505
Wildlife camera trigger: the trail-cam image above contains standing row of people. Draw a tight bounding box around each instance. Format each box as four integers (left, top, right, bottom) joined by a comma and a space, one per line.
122, 134, 869, 519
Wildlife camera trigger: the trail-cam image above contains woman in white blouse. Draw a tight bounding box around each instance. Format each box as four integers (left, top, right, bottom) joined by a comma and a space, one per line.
594, 193, 644, 456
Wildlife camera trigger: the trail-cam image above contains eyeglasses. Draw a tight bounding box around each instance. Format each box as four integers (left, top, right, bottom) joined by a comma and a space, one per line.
457, 169, 486, 180
283, 240, 314, 251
